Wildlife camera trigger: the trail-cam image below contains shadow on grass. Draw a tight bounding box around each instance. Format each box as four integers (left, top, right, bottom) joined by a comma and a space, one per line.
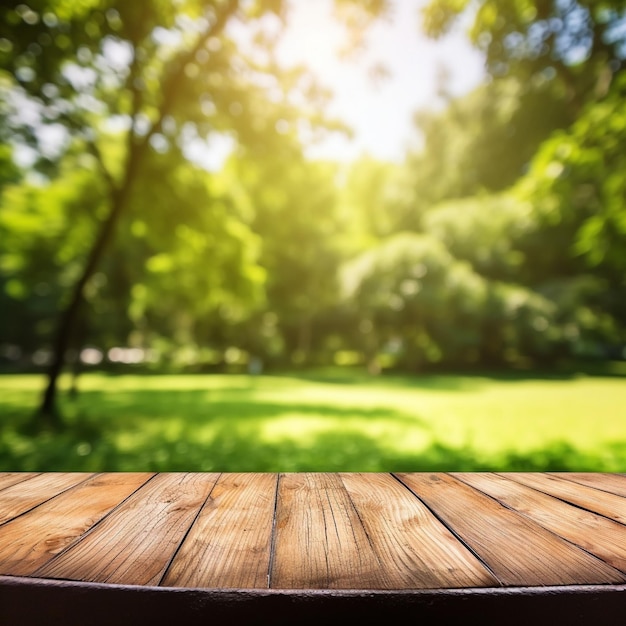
89, 391, 407, 418
1, 422, 624, 473
281, 361, 626, 390
272, 368, 485, 391
0, 388, 624, 473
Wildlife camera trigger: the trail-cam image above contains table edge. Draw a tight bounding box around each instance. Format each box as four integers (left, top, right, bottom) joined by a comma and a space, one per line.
2, 575, 626, 626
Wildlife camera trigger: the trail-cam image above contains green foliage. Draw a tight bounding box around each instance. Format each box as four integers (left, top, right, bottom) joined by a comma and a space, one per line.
342, 232, 487, 368
0, 148, 270, 361
0, 162, 106, 348
337, 155, 412, 246
123, 152, 267, 345
421, 193, 530, 281
519, 75, 626, 277
0, 144, 20, 187
421, 0, 626, 111
341, 182, 623, 369
405, 77, 572, 220
225, 149, 345, 365
512, 74, 626, 339
395, 0, 626, 368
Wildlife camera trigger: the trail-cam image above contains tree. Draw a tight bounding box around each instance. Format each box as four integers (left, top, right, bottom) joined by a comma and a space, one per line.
515, 73, 626, 342
401, 1, 615, 228
337, 155, 412, 247
401, 0, 626, 362
221, 145, 345, 366
421, 193, 530, 281
421, 0, 626, 113
341, 232, 492, 370
403, 76, 572, 225
0, 160, 107, 362
340, 224, 607, 370
421, 191, 621, 364
0, 0, 386, 426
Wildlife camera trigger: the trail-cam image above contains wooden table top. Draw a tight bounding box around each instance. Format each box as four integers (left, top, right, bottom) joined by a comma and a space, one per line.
1, 472, 626, 592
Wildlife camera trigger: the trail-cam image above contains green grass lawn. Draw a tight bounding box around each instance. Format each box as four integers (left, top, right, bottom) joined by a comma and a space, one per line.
1, 366, 625, 472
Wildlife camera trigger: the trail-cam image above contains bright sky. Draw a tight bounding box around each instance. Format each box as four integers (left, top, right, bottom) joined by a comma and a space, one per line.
275, 0, 486, 163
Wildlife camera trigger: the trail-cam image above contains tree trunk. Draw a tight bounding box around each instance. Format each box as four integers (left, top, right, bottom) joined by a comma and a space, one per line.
37, 183, 132, 428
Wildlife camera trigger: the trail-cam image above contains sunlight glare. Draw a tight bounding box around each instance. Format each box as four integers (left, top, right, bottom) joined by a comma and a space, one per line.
275, 0, 485, 163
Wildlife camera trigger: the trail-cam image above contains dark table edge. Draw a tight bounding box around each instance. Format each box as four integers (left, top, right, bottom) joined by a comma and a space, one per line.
2, 576, 626, 625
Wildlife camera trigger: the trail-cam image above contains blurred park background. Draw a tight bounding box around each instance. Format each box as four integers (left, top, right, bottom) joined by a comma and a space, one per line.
0, 0, 625, 472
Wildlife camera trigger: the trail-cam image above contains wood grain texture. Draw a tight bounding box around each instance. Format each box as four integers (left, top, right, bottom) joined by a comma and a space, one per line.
396, 473, 624, 586
339, 473, 498, 589
551, 473, 626, 498
162, 473, 277, 589
2, 472, 626, 594
0, 473, 153, 577
505, 473, 626, 524
455, 473, 626, 574
271, 473, 387, 589
34, 473, 219, 586
0, 473, 40, 493
0, 473, 92, 526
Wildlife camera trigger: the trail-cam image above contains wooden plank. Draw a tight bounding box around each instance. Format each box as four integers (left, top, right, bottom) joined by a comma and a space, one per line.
396, 473, 624, 586
455, 473, 626, 574
505, 473, 626, 524
550, 473, 626, 498
0, 473, 93, 525
271, 473, 389, 589
34, 473, 219, 586
162, 473, 277, 589
340, 473, 498, 589
0, 473, 40, 493
0, 473, 153, 577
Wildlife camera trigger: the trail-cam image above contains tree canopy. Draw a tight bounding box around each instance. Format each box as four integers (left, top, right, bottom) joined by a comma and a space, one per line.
422, 0, 626, 109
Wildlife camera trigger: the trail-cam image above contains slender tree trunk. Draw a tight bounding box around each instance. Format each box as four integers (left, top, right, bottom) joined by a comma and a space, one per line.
68, 308, 88, 400
37, 182, 133, 427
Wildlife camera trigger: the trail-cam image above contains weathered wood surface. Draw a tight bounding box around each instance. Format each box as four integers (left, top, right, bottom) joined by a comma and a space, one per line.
1, 472, 626, 591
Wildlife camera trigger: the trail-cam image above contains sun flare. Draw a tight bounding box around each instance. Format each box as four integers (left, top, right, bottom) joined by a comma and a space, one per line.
274, 0, 484, 162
